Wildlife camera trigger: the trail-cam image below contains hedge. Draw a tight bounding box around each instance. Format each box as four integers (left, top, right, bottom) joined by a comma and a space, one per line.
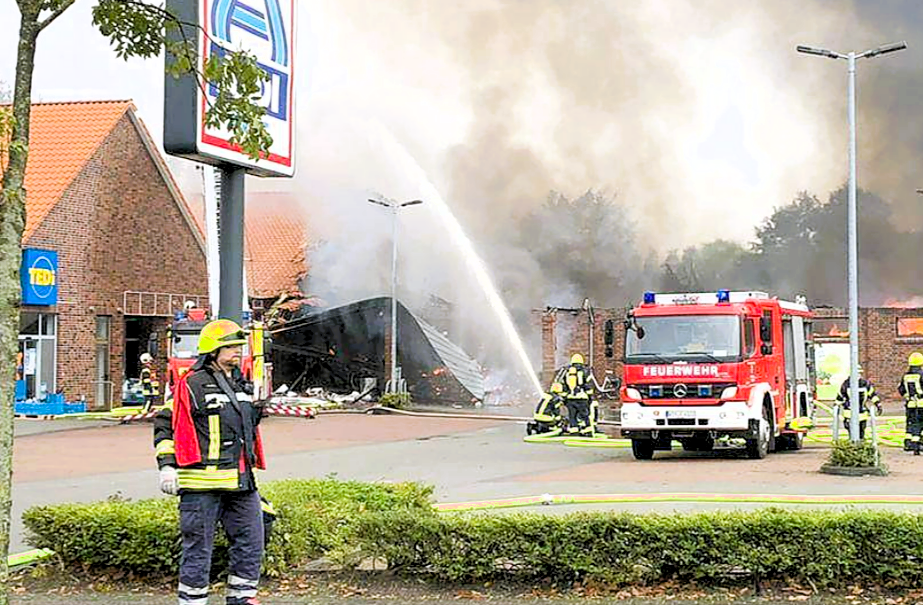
352, 508, 923, 587
22, 478, 434, 578
26, 483, 923, 589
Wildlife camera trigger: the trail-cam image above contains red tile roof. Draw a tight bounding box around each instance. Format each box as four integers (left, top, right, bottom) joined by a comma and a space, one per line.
185, 191, 310, 298
16, 101, 133, 240
245, 192, 310, 298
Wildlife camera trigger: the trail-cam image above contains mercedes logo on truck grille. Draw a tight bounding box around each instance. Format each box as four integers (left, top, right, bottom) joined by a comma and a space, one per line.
673, 384, 688, 398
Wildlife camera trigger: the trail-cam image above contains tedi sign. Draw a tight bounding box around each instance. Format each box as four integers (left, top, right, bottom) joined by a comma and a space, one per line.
21, 248, 58, 306
164, 0, 296, 177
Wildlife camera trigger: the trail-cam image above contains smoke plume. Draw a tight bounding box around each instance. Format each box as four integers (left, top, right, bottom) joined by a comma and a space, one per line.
248, 0, 923, 383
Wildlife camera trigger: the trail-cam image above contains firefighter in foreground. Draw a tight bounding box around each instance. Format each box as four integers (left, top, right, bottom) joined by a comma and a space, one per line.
154, 319, 267, 605
836, 366, 882, 440
140, 352, 160, 411
529, 382, 566, 435
899, 352, 923, 453
562, 353, 598, 436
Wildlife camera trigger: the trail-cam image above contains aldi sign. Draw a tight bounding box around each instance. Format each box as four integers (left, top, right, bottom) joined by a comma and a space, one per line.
164, 0, 296, 177
21, 248, 58, 306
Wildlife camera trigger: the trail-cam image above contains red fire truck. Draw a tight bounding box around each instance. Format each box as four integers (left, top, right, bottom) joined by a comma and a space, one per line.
619, 290, 814, 460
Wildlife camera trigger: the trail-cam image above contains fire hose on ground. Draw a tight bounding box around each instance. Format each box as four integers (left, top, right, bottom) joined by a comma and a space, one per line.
434, 492, 923, 512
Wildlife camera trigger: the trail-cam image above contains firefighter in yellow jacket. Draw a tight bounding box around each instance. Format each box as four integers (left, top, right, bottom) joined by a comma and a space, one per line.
836, 366, 882, 440
899, 352, 923, 453
529, 382, 565, 435
562, 354, 597, 436
139, 352, 160, 412
154, 319, 267, 605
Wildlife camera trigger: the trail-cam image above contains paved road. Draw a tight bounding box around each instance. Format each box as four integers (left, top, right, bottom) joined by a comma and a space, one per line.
12, 412, 923, 553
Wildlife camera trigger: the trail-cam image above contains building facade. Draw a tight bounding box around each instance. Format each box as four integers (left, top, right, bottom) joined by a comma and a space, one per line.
18, 101, 207, 408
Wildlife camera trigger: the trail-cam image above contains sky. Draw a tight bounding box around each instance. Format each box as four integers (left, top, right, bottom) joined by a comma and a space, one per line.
3, 1, 920, 246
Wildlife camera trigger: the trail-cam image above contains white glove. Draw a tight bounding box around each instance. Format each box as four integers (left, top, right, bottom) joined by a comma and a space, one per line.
159, 466, 178, 496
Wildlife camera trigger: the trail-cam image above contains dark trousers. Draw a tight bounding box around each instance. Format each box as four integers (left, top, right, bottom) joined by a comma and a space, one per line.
906, 407, 923, 450
178, 490, 264, 605
565, 397, 591, 434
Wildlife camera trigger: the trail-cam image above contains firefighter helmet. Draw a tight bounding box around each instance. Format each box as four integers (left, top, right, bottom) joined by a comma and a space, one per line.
140, 352, 153, 364
570, 353, 585, 365
198, 319, 248, 355
550, 382, 564, 394
910, 352, 923, 367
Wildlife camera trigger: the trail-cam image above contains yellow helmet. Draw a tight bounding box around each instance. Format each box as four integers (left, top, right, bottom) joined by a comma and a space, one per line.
550, 382, 563, 394
197, 319, 248, 355
570, 353, 585, 365
910, 352, 923, 367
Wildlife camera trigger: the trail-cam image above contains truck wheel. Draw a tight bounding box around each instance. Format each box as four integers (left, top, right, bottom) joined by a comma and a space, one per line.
746, 407, 771, 459
631, 439, 655, 460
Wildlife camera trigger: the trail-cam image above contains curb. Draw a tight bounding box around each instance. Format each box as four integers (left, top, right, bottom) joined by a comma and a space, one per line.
820, 464, 889, 477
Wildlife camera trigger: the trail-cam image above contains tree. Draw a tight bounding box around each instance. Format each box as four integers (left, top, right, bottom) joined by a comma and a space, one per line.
659, 240, 749, 292
519, 190, 647, 307
0, 2, 273, 601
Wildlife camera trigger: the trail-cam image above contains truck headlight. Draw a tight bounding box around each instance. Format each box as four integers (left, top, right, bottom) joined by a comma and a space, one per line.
626, 388, 641, 400
720, 386, 738, 399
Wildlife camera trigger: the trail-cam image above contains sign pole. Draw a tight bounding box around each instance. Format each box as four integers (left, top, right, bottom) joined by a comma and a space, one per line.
218, 165, 246, 323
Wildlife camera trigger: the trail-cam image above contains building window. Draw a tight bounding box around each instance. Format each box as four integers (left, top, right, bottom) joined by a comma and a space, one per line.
17, 312, 57, 401
897, 318, 923, 338
813, 318, 849, 339
95, 316, 112, 408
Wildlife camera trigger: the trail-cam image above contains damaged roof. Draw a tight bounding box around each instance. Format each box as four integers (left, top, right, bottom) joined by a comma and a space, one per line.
270, 297, 485, 404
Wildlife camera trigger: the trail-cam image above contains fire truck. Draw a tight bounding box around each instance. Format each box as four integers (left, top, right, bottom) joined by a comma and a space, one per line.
160, 307, 270, 402
619, 290, 814, 460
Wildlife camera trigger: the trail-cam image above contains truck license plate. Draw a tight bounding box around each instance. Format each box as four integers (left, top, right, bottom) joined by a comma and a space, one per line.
666, 410, 696, 419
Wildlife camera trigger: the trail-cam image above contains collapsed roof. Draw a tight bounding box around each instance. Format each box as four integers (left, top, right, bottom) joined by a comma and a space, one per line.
270, 297, 485, 404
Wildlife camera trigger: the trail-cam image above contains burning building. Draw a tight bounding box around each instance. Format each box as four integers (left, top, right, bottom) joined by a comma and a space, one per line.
270, 297, 485, 405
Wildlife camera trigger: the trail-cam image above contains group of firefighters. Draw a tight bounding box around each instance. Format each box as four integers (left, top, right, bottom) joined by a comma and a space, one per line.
531, 351, 923, 452
832, 352, 923, 452
530, 353, 604, 438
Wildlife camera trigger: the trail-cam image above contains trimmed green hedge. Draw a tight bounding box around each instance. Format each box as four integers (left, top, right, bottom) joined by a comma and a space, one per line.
352, 508, 923, 587
22, 479, 433, 578
28, 482, 923, 589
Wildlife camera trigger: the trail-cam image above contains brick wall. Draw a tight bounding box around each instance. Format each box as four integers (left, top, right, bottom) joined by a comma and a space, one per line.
540, 304, 923, 403
26, 113, 207, 407
535, 307, 626, 383
814, 307, 923, 401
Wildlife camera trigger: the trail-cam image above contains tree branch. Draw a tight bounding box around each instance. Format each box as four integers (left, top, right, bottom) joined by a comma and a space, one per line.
37, 0, 77, 32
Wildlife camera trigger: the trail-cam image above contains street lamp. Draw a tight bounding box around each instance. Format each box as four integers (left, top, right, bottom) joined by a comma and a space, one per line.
797, 40, 907, 442
367, 197, 423, 393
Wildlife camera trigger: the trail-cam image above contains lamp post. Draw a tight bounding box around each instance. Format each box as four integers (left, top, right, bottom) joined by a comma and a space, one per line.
796, 41, 907, 441
367, 197, 423, 393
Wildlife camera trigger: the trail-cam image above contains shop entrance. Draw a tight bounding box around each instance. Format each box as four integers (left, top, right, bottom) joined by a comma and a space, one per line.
124, 316, 162, 405
17, 312, 57, 400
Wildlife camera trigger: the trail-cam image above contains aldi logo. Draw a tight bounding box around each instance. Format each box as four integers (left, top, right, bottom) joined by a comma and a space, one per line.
164, 0, 296, 177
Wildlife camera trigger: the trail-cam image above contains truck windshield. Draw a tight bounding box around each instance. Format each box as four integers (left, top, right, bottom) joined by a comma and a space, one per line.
173, 332, 200, 359
626, 315, 741, 362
